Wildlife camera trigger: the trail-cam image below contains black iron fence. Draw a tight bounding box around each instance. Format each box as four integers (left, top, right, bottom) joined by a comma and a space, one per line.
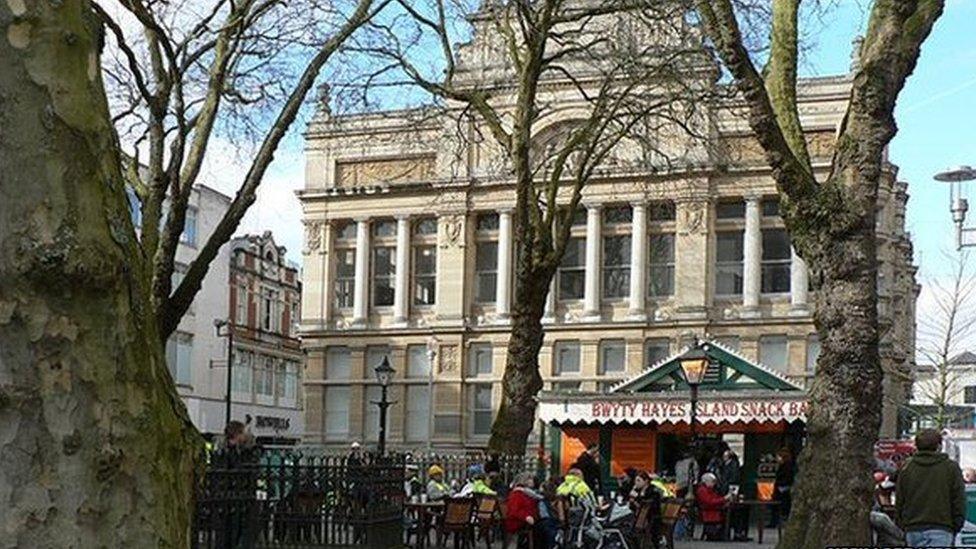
403, 452, 545, 490
193, 449, 404, 548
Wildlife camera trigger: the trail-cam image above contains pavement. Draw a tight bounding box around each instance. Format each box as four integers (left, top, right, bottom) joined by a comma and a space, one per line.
674, 529, 779, 549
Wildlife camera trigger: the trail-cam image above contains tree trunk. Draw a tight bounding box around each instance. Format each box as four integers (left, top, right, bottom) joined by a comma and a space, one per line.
0, 2, 202, 547
488, 268, 550, 453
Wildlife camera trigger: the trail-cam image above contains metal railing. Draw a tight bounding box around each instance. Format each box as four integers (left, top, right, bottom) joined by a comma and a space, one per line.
193, 449, 404, 548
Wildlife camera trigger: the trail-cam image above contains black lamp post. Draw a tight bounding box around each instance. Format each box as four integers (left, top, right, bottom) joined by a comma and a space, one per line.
373, 356, 396, 455
214, 319, 235, 426
679, 343, 709, 443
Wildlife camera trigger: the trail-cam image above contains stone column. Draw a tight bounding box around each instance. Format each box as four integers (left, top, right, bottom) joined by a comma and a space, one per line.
583, 204, 602, 320
393, 215, 410, 325
790, 246, 810, 315
742, 195, 761, 317
496, 208, 513, 322
628, 202, 648, 320
352, 218, 370, 326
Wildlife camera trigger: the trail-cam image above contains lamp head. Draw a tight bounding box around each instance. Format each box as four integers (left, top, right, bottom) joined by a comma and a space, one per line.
374, 356, 396, 386
679, 346, 709, 386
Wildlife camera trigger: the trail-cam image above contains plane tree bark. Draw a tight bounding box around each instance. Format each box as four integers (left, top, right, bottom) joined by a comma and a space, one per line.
365, 0, 713, 453
1, 1, 200, 546
691, 0, 944, 545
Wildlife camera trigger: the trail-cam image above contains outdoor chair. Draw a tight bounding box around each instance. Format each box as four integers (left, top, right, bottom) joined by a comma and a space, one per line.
474, 495, 501, 549
631, 501, 661, 549
498, 500, 536, 549
436, 497, 477, 549
659, 499, 686, 549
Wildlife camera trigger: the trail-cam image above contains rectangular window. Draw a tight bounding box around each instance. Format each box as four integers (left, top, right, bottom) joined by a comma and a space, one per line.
469, 343, 493, 376
644, 338, 670, 368
648, 233, 675, 297
762, 198, 780, 217
236, 286, 248, 325
274, 361, 287, 399
336, 221, 357, 240
965, 386, 976, 405
413, 245, 436, 305
603, 205, 633, 225
599, 340, 626, 375
552, 381, 581, 393
434, 415, 461, 437
476, 213, 499, 232
759, 335, 789, 372
405, 385, 431, 442
325, 346, 352, 379
284, 361, 298, 401
255, 356, 275, 397
475, 241, 498, 303
181, 207, 198, 245
715, 200, 745, 219
165, 332, 193, 385
414, 218, 437, 235
232, 351, 252, 395
648, 201, 676, 221
261, 289, 279, 331
558, 237, 585, 300
407, 345, 430, 378
366, 345, 391, 375
554, 341, 581, 376
806, 334, 821, 373
603, 235, 631, 299
715, 336, 741, 352
762, 229, 792, 294
372, 246, 395, 306
716, 231, 744, 296
373, 219, 396, 238
334, 249, 355, 308
471, 385, 493, 436
324, 386, 350, 439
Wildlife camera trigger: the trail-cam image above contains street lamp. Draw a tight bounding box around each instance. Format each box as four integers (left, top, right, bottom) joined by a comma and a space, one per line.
679, 342, 710, 444
214, 319, 235, 426
426, 336, 440, 452
373, 356, 396, 455
934, 165, 976, 249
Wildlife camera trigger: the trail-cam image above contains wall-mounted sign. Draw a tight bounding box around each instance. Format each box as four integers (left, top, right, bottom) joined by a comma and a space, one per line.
538, 396, 807, 425
255, 415, 291, 431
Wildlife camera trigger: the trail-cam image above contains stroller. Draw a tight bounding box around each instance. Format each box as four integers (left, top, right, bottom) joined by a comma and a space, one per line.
565, 500, 633, 549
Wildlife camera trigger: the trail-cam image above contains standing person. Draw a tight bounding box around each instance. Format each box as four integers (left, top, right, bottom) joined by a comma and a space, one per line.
504, 473, 540, 548
571, 444, 602, 495
895, 430, 965, 547
721, 449, 749, 541
215, 421, 259, 549
768, 448, 795, 528
674, 450, 700, 499
695, 473, 730, 541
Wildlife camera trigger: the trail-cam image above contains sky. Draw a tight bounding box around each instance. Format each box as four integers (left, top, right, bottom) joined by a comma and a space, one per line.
199, 0, 976, 352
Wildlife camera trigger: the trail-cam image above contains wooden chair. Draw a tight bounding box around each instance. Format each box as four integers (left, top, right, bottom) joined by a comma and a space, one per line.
437, 497, 476, 549
474, 496, 501, 549
659, 499, 686, 549
632, 501, 661, 549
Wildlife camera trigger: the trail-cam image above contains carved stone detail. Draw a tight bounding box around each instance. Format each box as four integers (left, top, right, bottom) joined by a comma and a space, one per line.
302, 220, 324, 255
439, 345, 458, 373
335, 154, 435, 187
678, 200, 707, 235
440, 215, 464, 249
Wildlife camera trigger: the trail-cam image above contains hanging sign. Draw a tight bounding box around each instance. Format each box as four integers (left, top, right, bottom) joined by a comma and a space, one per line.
538, 396, 807, 425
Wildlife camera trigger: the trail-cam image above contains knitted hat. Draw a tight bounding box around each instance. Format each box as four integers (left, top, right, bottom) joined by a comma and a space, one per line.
428, 465, 445, 476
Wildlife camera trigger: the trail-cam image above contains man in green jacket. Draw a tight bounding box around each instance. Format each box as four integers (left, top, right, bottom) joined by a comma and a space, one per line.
895, 430, 965, 547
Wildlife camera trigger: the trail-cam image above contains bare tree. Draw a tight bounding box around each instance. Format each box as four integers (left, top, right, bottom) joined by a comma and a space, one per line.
357, 0, 717, 452
95, 0, 386, 340
689, 0, 944, 545
915, 251, 976, 429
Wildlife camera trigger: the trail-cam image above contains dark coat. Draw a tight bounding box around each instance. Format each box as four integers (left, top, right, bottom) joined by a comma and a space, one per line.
719, 455, 741, 495
572, 451, 602, 494
895, 450, 966, 533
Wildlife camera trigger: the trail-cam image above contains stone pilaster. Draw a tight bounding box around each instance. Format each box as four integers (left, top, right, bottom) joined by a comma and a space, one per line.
628, 202, 648, 320
583, 204, 603, 321
675, 198, 709, 319
393, 215, 410, 325
496, 209, 513, 322
742, 195, 761, 317
352, 218, 370, 326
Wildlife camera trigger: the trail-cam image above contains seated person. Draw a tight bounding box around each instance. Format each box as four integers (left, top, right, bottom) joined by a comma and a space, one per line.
695, 473, 729, 541
617, 468, 637, 499
505, 473, 540, 545
556, 468, 596, 505
426, 465, 452, 500
459, 464, 498, 497
629, 471, 662, 549
649, 473, 676, 499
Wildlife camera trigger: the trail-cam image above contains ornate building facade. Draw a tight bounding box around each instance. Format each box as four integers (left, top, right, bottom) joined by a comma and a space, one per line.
298, 21, 917, 449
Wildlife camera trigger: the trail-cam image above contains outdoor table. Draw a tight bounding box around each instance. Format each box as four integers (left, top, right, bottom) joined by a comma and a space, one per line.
405, 500, 445, 548
724, 499, 781, 544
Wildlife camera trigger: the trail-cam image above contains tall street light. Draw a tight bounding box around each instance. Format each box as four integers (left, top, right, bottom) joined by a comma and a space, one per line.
679, 342, 710, 444
214, 319, 235, 426
426, 335, 440, 452
934, 165, 976, 249
373, 356, 396, 456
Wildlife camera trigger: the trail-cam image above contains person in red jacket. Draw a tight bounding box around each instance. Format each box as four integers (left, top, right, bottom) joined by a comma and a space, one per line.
695, 472, 730, 541
505, 473, 540, 547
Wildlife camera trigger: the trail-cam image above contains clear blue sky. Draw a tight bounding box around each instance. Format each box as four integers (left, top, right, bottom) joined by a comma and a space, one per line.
802, 0, 976, 279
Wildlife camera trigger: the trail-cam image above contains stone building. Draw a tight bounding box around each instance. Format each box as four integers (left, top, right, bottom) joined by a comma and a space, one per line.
227, 232, 305, 444
297, 16, 917, 450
